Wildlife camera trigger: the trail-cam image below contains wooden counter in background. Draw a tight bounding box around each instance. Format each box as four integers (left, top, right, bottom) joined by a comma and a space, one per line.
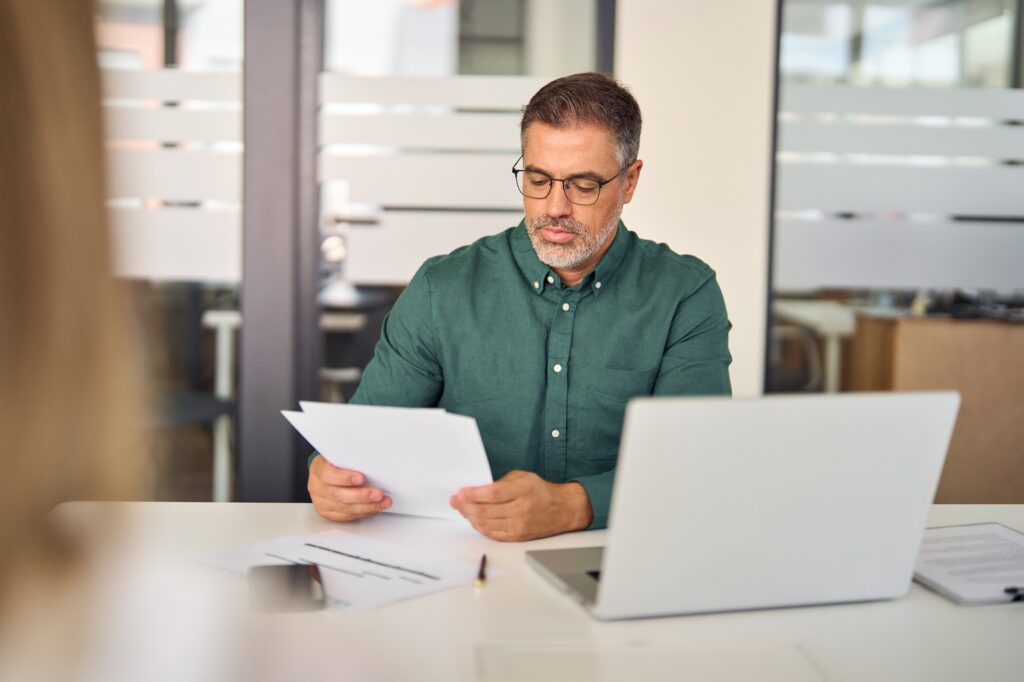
850, 314, 1024, 503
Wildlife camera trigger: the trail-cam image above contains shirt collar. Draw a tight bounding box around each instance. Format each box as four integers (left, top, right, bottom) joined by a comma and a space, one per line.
590, 220, 630, 296
510, 219, 631, 297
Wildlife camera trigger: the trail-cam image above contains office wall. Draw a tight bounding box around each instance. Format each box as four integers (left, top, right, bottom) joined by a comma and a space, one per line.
615, 2, 777, 398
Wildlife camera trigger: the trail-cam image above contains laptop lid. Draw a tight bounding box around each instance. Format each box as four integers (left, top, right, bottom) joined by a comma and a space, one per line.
593, 392, 960, 620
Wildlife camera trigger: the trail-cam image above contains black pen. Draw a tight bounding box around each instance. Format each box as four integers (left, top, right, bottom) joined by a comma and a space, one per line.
1004, 586, 1022, 602
474, 554, 487, 587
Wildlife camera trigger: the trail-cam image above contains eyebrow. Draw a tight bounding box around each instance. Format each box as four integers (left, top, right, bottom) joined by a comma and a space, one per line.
523, 163, 607, 182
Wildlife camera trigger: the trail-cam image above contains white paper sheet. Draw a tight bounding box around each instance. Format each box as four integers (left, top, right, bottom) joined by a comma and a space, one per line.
914, 522, 1024, 604
283, 402, 493, 520
203, 529, 480, 610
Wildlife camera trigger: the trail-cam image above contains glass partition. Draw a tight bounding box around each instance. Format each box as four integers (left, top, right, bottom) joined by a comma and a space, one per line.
780, 0, 1017, 87
768, 0, 1024, 503
96, 0, 243, 501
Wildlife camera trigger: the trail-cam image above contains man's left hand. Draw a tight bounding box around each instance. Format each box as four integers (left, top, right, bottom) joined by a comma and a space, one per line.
450, 470, 594, 542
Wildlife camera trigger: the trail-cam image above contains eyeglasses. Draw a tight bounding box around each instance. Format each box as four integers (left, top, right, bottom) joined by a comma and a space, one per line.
511, 155, 626, 206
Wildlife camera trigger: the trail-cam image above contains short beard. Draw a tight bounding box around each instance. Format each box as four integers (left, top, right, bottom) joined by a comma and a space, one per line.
526, 200, 623, 271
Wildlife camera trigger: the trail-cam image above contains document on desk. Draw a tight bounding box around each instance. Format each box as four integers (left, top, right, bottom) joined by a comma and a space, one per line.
914, 522, 1024, 605
204, 529, 480, 610
282, 402, 493, 520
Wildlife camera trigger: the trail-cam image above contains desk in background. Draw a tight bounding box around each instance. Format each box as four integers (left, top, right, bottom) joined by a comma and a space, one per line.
59, 502, 1024, 682
771, 300, 856, 393
850, 314, 1024, 504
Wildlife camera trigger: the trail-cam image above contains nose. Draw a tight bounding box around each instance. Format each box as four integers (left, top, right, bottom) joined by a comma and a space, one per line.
541, 180, 573, 218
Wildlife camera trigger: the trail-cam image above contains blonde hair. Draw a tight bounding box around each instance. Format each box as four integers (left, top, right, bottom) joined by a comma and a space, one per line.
0, 0, 144, 609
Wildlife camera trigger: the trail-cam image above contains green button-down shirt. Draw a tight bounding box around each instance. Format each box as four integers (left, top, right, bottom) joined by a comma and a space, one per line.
350, 220, 732, 529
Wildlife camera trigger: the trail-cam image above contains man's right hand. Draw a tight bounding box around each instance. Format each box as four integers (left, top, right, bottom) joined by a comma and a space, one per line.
308, 455, 392, 522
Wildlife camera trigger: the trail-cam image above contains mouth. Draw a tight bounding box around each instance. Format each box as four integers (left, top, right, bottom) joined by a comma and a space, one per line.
539, 227, 578, 244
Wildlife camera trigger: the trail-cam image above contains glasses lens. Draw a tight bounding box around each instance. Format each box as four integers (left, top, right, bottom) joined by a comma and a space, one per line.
564, 178, 602, 206
517, 171, 552, 199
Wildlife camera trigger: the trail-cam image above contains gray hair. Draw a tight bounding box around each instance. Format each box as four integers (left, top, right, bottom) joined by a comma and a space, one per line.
520, 72, 642, 167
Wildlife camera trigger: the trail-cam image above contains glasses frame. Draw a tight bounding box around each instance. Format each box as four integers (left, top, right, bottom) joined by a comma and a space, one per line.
511, 155, 628, 206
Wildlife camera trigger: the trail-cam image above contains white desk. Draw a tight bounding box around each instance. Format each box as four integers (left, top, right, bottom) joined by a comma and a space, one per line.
61, 503, 1023, 681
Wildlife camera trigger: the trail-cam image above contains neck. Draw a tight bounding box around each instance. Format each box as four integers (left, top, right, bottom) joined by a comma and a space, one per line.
552, 226, 618, 287
553, 265, 593, 288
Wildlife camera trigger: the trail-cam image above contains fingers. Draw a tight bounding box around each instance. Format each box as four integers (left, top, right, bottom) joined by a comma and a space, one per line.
330, 485, 386, 506
318, 506, 379, 523
308, 456, 394, 522
313, 457, 367, 487
460, 513, 521, 542
451, 495, 515, 520
451, 471, 553, 542
309, 472, 385, 505
457, 470, 538, 504
457, 481, 515, 505
313, 495, 392, 522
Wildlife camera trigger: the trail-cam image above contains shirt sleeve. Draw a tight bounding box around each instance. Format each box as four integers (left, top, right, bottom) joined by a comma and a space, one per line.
350, 261, 445, 408
653, 269, 733, 397
571, 269, 733, 529
308, 263, 445, 469
571, 470, 616, 530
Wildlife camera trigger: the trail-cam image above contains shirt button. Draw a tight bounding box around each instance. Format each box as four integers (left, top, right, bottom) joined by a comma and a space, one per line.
533, 281, 539, 289
547, 275, 554, 284
595, 281, 602, 289
562, 303, 570, 312
551, 429, 560, 439
553, 364, 562, 373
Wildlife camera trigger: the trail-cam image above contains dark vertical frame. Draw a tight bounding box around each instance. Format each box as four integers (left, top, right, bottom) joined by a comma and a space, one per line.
763, 0, 784, 394
596, 0, 616, 74
1013, 0, 1023, 87
296, 0, 326, 499
162, 0, 179, 66
239, 0, 324, 501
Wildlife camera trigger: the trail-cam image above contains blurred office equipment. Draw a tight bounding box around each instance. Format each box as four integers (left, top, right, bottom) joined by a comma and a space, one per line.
771, 299, 853, 392
766, 323, 825, 393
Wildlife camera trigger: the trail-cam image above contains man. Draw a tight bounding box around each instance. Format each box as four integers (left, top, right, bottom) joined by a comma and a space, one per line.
308, 72, 732, 541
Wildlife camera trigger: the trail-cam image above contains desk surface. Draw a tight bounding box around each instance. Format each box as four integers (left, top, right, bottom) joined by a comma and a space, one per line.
61, 503, 1024, 682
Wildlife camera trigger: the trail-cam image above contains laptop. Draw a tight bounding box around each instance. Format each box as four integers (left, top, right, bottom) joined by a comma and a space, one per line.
526, 392, 960, 620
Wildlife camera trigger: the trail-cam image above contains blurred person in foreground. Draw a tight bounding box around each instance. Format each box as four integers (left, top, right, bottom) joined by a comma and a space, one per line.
0, 2, 231, 680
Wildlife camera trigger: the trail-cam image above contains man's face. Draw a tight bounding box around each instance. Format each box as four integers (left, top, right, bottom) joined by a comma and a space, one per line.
521, 122, 641, 273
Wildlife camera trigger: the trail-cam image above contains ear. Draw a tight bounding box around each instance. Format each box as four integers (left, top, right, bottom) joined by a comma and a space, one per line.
622, 160, 643, 203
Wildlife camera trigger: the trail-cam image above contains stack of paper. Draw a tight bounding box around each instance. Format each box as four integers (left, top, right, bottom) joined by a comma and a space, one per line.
283, 402, 493, 520
204, 529, 481, 610
914, 522, 1024, 605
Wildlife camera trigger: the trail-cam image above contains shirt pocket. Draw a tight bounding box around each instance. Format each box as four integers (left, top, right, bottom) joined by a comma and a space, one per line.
576, 366, 659, 463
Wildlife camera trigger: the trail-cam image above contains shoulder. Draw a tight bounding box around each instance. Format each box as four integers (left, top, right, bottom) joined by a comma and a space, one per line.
629, 231, 719, 297
414, 226, 516, 284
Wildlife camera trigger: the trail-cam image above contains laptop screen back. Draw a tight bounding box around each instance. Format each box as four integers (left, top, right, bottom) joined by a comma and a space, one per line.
593, 392, 960, 620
